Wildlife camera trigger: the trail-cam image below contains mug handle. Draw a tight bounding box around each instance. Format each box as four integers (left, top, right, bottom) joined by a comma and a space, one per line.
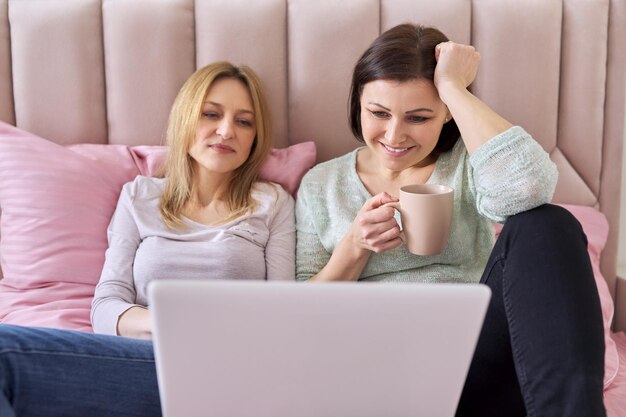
382, 201, 405, 242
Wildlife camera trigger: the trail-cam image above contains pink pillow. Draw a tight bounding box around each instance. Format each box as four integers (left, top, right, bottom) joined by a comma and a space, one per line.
259, 143, 317, 196
604, 332, 626, 417
0, 128, 139, 332
0, 121, 316, 331
130, 141, 316, 196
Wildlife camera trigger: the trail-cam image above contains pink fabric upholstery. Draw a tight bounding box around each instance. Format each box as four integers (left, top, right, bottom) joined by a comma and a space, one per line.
0, 122, 315, 331
259, 143, 317, 196
9, 0, 107, 145
0, 124, 139, 331
0, 0, 13, 125
103, 0, 194, 146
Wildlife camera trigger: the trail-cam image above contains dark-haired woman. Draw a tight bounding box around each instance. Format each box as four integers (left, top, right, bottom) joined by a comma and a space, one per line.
295, 24, 606, 417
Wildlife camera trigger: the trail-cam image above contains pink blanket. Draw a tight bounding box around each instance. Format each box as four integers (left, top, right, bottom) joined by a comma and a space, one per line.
605, 331, 626, 416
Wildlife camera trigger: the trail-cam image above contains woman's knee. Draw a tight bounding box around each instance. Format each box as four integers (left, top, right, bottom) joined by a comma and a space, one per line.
495, 204, 594, 288
506, 204, 581, 232
501, 204, 587, 247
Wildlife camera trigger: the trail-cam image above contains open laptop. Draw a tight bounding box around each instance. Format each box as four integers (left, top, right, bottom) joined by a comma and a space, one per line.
149, 280, 490, 417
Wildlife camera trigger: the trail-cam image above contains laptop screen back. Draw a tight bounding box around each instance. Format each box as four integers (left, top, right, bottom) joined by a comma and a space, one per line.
149, 280, 490, 417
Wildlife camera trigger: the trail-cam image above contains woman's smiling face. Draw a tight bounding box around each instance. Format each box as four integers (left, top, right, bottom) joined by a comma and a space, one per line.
359, 78, 450, 172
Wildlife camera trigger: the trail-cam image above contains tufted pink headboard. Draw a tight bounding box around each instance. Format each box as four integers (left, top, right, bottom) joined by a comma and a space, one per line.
1, 0, 625, 327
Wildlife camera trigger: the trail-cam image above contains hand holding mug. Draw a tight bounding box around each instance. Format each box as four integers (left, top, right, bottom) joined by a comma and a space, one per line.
347, 192, 403, 254
385, 184, 454, 256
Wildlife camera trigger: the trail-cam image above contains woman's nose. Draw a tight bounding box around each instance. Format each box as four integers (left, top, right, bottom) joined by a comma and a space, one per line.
216, 119, 234, 140
385, 119, 404, 144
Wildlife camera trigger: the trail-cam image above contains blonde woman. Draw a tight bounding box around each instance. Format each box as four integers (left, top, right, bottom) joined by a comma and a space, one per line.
0, 62, 295, 417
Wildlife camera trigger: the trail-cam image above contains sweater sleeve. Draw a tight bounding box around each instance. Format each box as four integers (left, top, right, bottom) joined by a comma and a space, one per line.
295, 172, 332, 281
265, 185, 296, 280
469, 126, 558, 223
90, 181, 143, 335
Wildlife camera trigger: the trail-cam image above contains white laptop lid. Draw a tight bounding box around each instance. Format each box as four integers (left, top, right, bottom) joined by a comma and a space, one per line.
149, 280, 490, 417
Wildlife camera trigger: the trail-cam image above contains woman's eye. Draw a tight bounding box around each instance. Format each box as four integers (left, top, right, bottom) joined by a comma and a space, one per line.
407, 115, 428, 123
237, 119, 254, 128
202, 112, 220, 119
370, 110, 389, 118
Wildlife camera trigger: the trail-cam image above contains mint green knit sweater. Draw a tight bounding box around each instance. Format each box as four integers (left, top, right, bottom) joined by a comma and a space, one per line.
295, 126, 558, 283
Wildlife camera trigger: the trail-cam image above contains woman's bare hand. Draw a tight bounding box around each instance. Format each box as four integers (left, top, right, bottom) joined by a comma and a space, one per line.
434, 41, 480, 93
346, 192, 402, 254
117, 306, 152, 339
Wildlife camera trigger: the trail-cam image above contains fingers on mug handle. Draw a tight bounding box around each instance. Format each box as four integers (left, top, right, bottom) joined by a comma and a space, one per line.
376, 192, 399, 207
364, 193, 387, 211
381, 201, 401, 210
381, 202, 405, 242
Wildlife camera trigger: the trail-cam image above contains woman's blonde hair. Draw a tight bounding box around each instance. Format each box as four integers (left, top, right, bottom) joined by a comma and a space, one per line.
159, 61, 272, 228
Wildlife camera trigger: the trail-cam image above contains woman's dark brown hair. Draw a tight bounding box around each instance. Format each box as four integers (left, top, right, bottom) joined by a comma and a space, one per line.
349, 24, 460, 156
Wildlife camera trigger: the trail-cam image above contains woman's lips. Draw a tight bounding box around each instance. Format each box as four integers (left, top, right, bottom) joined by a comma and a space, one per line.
208, 143, 235, 153
379, 141, 412, 157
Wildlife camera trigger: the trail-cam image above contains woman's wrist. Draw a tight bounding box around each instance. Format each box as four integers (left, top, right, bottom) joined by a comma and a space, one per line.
333, 233, 372, 280
339, 232, 372, 262
436, 80, 470, 107
309, 234, 371, 282
117, 306, 152, 339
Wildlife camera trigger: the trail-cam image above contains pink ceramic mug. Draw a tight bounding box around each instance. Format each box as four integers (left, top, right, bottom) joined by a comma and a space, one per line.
386, 184, 454, 256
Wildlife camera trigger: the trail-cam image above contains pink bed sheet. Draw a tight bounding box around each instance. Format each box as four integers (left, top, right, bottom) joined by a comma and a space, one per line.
605, 331, 626, 416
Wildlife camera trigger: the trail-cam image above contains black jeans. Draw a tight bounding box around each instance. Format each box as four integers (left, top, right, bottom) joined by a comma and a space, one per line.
456, 204, 606, 417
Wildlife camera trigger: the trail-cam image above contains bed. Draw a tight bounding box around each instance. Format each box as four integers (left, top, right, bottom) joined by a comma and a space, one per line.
0, 0, 625, 413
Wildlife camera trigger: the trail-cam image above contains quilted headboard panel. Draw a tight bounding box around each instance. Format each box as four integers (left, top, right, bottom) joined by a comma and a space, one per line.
0, 0, 625, 316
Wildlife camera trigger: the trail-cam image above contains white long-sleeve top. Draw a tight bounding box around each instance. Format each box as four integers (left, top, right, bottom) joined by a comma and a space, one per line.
91, 176, 295, 335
